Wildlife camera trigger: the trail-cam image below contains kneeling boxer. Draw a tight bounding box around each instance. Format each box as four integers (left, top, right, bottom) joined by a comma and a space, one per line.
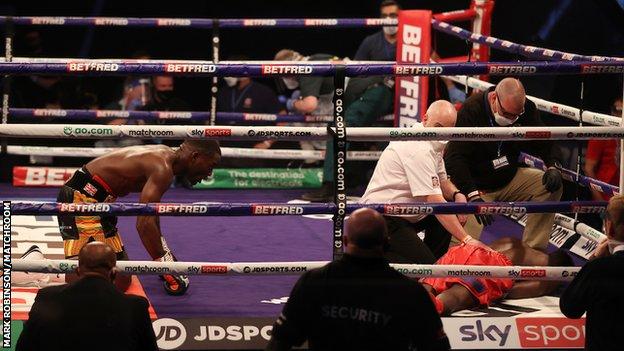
57, 140, 220, 294
423, 237, 572, 315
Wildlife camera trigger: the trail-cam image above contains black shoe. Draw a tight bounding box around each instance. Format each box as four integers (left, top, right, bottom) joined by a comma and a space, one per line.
301, 182, 335, 202
20, 245, 42, 259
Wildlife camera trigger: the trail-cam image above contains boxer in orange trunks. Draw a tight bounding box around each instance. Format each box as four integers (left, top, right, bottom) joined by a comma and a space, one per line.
422, 237, 573, 315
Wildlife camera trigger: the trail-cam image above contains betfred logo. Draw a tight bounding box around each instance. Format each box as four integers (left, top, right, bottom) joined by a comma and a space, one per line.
517, 317, 585, 348
261, 65, 313, 75
244, 114, 276, 121
581, 65, 624, 74
164, 64, 216, 73
158, 112, 192, 119
252, 205, 304, 215
96, 110, 130, 118
384, 205, 433, 215
477, 206, 527, 215
33, 109, 67, 117
157, 19, 191, 26
525, 131, 551, 138
94, 18, 128, 25
67, 62, 120, 72
572, 204, 604, 214
201, 265, 228, 274
304, 19, 338, 26
520, 269, 546, 278
243, 19, 277, 26
488, 65, 537, 74
13, 167, 76, 187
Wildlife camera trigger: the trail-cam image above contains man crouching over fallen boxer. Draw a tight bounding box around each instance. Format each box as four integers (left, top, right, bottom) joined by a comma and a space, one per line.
423, 237, 573, 315
57, 140, 221, 295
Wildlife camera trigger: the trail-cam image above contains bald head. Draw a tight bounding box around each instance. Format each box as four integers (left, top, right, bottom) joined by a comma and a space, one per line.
606, 195, 624, 241
274, 49, 303, 61
424, 100, 457, 128
345, 208, 387, 254
77, 242, 117, 279
495, 78, 526, 113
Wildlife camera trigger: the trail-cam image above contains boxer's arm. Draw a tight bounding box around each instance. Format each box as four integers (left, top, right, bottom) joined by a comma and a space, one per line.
506, 280, 560, 299
441, 179, 467, 226
136, 170, 174, 259
427, 194, 470, 242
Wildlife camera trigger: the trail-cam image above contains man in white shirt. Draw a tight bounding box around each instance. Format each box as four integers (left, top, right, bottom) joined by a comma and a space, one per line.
361, 100, 486, 263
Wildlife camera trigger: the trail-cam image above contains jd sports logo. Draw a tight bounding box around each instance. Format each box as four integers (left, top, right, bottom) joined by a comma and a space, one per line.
153, 318, 187, 350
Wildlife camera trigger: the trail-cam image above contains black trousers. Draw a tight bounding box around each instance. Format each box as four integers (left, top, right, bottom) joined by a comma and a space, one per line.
383, 215, 452, 264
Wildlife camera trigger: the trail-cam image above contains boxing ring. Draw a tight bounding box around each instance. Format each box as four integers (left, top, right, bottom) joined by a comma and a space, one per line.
2, 6, 624, 350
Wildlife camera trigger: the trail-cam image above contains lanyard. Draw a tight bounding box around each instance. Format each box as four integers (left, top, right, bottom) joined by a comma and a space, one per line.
231, 83, 252, 111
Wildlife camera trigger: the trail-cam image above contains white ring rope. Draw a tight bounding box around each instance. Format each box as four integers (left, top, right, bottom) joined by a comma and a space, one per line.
5, 145, 382, 161
1, 124, 623, 141
12, 259, 579, 281
444, 74, 620, 127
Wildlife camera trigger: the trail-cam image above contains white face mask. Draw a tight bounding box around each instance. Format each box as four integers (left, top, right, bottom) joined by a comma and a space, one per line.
282, 78, 299, 90
223, 77, 238, 87
494, 112, 519, 126
383, 26, 398, 35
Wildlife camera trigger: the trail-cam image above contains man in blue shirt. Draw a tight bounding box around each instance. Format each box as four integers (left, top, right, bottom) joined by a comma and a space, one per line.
354, 0, 400, 61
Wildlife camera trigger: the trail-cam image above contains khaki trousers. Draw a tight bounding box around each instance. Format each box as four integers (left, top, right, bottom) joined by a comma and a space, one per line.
463, 168, 563, 250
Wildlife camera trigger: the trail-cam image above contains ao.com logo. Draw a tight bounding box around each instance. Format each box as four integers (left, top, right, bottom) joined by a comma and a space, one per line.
63, 126, 114, 137
153, 318, 187, 350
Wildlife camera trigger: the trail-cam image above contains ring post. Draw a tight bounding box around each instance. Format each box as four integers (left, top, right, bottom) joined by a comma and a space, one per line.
332, 65, 346, 260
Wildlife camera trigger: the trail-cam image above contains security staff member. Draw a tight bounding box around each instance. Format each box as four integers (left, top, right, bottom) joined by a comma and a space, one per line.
266, 208, 450, 351
444, 78, 563, 250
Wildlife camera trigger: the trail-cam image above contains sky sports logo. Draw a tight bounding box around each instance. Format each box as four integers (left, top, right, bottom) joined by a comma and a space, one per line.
456, 318, 586, 348
189, 128, 232, 137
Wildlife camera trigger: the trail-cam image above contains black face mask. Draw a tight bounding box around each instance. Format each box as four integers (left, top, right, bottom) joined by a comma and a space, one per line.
156, 90, 174, 101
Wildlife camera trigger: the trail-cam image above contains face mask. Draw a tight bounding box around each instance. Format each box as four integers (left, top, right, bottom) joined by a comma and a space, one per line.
608, 239, 624, 254
282, 78, 299, 90
494, 112, 519, 126
156, 90, 173, 101
383, 26, 398, 35
223, 77, 238, 87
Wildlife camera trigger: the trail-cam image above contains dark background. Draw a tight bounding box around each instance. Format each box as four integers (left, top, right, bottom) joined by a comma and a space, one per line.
1, 0, 623, 111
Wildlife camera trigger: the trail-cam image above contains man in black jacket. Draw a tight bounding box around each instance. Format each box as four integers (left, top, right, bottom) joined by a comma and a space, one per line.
444, 78, 562, 250
17, 242, 158, 351
265, 208, 450, 351
560, 194, 624, 350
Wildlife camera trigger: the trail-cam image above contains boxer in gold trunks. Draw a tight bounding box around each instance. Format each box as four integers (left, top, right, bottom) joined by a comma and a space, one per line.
57, 140, 221, 295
